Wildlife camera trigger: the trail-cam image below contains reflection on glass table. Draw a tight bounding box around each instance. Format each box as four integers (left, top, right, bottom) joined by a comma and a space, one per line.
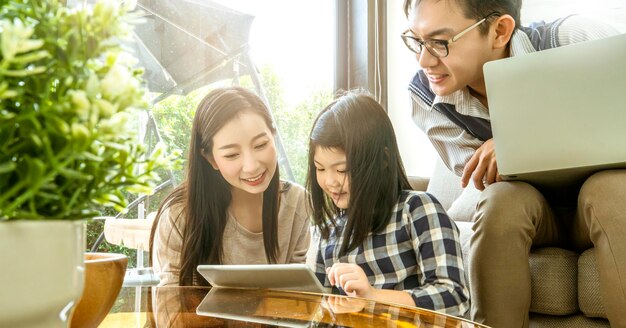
100, 286, 488, 328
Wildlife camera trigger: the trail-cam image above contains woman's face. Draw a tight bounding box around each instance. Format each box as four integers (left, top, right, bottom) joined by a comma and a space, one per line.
206, 110, 277, 195
313, 146, 350, 209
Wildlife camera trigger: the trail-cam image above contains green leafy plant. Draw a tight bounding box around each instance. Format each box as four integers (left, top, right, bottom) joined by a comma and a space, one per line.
0, 0, 177, 220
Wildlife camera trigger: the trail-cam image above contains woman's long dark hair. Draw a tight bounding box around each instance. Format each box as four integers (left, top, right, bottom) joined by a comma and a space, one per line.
306, 91, 411, 256
150, 87, 281, 286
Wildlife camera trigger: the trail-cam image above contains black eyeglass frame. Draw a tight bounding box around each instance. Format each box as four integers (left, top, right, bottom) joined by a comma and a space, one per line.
401, 12, 501, 58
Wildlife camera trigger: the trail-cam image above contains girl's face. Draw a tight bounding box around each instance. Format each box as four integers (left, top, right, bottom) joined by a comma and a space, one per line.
313, 146, 350, 209
206, 110, 277, 195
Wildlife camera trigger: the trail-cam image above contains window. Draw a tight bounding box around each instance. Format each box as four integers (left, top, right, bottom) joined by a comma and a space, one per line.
387, 1, 436, 177
151, 0, 334, 186
88, 0, 334, 266
523, 0, 626, 31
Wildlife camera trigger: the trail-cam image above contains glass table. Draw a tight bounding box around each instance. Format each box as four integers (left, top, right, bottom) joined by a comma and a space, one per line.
100, 286, 487, 327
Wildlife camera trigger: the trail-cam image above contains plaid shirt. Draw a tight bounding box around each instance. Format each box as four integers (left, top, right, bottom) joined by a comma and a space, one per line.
314, 190, 469, 316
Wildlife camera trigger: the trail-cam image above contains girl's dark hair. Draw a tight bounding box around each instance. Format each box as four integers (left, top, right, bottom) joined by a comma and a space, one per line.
403, 0, 521, 34
149, 86, 281, 286
306, 91, 411, 256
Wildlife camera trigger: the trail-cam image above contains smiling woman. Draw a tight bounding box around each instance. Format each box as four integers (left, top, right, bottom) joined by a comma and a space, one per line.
84, 0, 334, 292
149, 87, 311, 287
204, 112, 278, 196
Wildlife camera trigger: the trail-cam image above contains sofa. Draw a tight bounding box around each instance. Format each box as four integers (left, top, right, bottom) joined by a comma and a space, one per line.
408, 158, 610, 327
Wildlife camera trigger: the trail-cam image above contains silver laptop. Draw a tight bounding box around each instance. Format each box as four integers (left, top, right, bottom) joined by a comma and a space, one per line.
197, 264, 326, 293
484, 32, 626, 187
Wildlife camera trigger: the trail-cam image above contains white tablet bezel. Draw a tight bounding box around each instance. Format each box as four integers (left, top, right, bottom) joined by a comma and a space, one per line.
196, 263, 326, 293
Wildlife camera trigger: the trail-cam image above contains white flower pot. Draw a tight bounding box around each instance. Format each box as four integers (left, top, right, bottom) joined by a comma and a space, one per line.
0, 220, 85, 328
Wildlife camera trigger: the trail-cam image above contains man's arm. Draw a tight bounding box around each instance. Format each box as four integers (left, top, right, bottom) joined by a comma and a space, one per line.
558, 15, 620, 46
410, 93, 483, 177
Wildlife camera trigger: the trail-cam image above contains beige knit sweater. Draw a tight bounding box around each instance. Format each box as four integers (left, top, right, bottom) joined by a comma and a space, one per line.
153, 182, 311, 286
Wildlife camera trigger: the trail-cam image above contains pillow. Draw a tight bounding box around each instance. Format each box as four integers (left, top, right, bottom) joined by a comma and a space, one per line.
426, 159, 463, 210
447, 181, 481, 222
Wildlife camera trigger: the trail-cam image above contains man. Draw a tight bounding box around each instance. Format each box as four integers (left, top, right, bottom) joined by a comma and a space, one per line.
402, 0, 626, 327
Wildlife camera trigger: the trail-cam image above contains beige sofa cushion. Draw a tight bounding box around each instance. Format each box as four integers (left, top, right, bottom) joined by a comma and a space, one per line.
425, 158, 480, 222
447, 183, 481, 222
455, 221, 473, 276
529, 313, 610, 328
455, 224, 581, 316
529, 248, 579, 315
578, 249, 607, 319
426, 159, 463, 210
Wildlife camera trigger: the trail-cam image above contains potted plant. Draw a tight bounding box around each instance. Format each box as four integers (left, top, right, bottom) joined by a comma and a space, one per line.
0, 0, 175, 326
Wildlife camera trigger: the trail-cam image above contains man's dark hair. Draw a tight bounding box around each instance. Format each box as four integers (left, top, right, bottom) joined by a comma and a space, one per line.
403, 0, 521, 34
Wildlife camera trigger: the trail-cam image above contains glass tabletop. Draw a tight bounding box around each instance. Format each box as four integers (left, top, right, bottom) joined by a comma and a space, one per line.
101, 286, 487, 328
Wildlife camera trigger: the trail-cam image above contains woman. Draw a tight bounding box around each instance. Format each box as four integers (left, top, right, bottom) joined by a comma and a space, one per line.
150, 86, 310, 286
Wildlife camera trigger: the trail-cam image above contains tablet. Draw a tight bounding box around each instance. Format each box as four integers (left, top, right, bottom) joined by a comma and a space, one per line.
196, 264, 326, 293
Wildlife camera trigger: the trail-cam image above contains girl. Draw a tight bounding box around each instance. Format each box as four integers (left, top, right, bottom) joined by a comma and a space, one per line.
307, 91, 469, 316
151, 86, 310, 286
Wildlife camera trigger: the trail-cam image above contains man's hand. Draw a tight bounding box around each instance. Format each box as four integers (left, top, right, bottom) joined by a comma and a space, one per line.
326, 263, 374, 299
461, 138, 502, 190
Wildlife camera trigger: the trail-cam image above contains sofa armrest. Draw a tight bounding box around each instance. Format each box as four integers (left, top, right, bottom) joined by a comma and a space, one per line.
408, 176, 429, 192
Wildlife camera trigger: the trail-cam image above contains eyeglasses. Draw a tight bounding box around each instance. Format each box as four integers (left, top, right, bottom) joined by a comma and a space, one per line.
401, 12, 500, 58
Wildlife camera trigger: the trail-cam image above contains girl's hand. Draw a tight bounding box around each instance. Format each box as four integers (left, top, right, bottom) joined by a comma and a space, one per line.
324, 295, 367, 314
326, 263, 375, 299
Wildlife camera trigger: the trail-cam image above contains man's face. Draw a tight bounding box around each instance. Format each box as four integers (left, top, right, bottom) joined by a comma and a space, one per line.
407, 0, 495, 97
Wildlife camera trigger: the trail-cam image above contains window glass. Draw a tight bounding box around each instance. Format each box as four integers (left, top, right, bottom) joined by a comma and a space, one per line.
523, 0, 626, 31
88, 0, 334, 264
151, 0, 334, 186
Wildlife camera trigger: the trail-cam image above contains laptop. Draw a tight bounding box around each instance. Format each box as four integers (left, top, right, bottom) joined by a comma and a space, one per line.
196, 263, 326, 293
484, 32, 626, 188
